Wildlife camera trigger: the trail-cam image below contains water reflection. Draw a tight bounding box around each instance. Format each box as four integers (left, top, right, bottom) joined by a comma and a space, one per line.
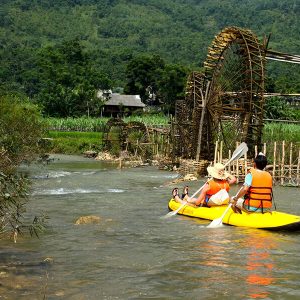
243, 230, 277, 299
190, 227, 280, 299
201, 228, 231, 268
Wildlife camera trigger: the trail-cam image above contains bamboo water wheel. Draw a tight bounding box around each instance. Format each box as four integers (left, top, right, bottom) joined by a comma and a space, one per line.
175, 26, 266, 160
103, 118, 127, 155
126, 121, 151, 158
103, 119, 151, 158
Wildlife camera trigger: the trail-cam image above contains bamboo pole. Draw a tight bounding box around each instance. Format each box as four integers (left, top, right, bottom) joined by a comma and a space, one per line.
263, 143, 266, 155
236, 142, 239, 182
297, 149, 300, 185
166, 135, 168, 156
255, 145, 258, 157
273, 141, 277, 180
228, 150, 231, 174
214, 140, 218, 165
135, 139, 138, 157
220, 140, 223, 163
152, 132, 155, 155
289, 142, 293, 183
244, 151, 247, 178
196, 82, 210, 161
154, 133, 156, 155
281, 141, 285, 185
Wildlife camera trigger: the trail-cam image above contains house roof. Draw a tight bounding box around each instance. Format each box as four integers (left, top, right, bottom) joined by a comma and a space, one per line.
104, 93, 145, 108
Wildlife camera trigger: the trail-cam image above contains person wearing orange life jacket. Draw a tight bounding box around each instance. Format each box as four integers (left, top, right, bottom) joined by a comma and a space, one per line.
231, 153, 273, 214
183, 163, 236, 207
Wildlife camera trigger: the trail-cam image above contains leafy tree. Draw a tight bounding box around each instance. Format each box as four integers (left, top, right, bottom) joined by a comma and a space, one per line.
157, 64, 189, 114
124, 54, 165, 104
124, 55, 188, 113
264, 96, 297, 120
29, 39, 112, 117
0, 94, 47, 240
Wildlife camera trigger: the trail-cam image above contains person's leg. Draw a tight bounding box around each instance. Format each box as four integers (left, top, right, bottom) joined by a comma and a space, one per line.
172, 188, 186, 204
181, 186, 189, 199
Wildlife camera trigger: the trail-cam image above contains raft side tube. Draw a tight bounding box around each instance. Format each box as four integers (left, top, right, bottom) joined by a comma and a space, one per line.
167, 199, 300, 232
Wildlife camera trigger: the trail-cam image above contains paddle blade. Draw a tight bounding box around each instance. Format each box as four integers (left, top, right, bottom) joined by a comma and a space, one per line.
163, 210, 179, 219
207, 218, 225, 228
162, 202, 187, 219
207, 204, 232, 228
229, 142, 248, 163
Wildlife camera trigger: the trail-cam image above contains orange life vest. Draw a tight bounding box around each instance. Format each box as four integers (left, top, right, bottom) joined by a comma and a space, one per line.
206, 179, 229, 198
244, 168, 273, 212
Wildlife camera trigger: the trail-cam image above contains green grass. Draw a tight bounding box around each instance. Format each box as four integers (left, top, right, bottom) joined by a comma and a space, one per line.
45, 131, 104, 154
47, 131, 103, 139
263, 123, 300, 144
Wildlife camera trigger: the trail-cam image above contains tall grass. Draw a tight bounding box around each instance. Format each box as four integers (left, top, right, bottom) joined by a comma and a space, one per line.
263, 123, 300, 144
45, 115, 169, 132
44, 117, 108, 132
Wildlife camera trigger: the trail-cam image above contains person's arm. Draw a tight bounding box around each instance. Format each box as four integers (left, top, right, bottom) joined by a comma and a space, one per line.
187, 184, 210, 206
231, 173, 252, 202
231, 185, 249, 202
227, 173, 237, 185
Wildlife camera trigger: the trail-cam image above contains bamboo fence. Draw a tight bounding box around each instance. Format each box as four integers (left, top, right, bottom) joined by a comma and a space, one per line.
214, 140, 300, 186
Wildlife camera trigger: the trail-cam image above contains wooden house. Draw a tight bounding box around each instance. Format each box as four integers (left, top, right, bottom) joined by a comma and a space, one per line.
100, 92, 145, 116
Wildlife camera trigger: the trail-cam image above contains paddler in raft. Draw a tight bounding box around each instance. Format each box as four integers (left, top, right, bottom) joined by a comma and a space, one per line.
172, 163, 236, 207
230, 152, 273, 214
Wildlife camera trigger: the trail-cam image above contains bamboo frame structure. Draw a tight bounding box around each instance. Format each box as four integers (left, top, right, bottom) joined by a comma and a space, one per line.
212, 140, 300, 186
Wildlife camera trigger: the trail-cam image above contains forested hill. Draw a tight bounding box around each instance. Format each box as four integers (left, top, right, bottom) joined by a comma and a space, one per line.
1, 0, 300, 91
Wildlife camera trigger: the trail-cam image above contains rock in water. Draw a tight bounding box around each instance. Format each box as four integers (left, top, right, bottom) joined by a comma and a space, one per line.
75, 216, 101, 225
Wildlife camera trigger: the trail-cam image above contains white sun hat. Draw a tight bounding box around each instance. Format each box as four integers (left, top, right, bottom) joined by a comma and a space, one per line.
207, 163, 230, 180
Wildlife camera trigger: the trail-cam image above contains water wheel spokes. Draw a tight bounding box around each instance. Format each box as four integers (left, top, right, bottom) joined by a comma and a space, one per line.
203, 27, 266, 157
126, 121, 151, 159
103, 118, 126, 156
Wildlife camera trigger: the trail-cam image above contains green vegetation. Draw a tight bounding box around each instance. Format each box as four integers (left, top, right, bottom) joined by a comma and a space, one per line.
19, 39, 111, 117
124, 54, 189, 113
0, 95, 47, 239
264, 97, 299, 120
263, 123, 300, 144
1, 0, 299, 103
120, 114, 170, 126
45, 115, 169, 131
44, 114, 169, 154
44, 116, 300, 155
45, 117, 108, 132
46, 131, 103, 154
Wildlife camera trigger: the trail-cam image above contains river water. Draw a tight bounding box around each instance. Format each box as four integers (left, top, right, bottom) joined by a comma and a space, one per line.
0, 154, 299, 300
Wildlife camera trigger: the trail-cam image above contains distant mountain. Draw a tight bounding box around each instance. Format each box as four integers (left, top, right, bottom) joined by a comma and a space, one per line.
1, 0, 299, 91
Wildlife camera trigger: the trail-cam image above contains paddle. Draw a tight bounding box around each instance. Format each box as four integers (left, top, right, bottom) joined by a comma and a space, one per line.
163, 142, 248, 218
207, 185, 244, 228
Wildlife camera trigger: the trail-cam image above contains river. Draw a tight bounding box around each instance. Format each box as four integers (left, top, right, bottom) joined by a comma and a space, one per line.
0, 154, 299, 299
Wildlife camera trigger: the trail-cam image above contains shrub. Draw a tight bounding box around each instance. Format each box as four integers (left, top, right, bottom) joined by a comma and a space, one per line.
0, 95, 46, 240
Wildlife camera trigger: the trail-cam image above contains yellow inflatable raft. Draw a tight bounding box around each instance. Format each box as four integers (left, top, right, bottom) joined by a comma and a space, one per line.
168, 199, 300, 231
